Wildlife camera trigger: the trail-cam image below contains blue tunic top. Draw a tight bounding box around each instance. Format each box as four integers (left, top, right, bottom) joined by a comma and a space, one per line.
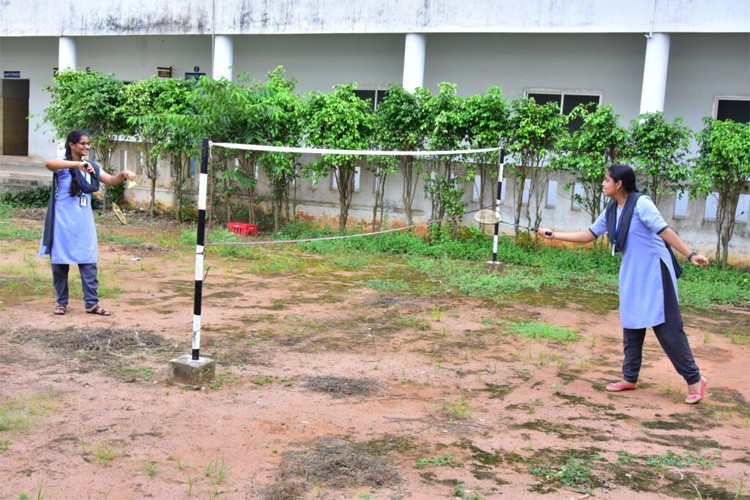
589, 195, 677, 329
39, 168, 99, 264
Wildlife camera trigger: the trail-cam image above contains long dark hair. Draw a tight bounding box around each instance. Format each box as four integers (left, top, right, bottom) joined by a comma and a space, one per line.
607, 163, 638, 194
64, 129, 89, 197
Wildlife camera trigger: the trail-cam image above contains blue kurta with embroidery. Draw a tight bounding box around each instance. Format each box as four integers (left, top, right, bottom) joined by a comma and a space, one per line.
589, 195, 677, 329
39, 168, 98, 264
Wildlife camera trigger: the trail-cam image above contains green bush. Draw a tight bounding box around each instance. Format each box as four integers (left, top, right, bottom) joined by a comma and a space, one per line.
0, 186, 50, 208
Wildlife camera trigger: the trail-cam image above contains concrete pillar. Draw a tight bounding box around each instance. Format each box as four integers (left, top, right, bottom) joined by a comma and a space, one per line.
212, 35, 233, 80
639, 33, 671, 114
402, 33, 426, 92
58, 37, 77, 72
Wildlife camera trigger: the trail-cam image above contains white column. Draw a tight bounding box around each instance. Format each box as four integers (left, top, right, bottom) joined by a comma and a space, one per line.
402, 33, 426, 92
639, 33, 671, 114
58, 37, 77, 72
212, 35, 233, 81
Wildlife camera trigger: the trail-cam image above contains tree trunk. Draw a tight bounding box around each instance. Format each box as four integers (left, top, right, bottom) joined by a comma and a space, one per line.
336, 166, 354, 233
400, 157, 417, 226
372, 171, 387, 231
715, 187, 741, 269
149, 177, 156, 218
273, 195, 281, 232
512, 168, 527, 240
529, 169, 549, 234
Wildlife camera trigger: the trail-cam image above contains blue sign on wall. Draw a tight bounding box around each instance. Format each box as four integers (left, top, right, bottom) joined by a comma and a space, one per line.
3, 71, 21, 78
184, 72, 206, 81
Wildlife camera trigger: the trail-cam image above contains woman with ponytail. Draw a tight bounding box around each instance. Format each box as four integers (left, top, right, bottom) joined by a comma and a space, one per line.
537, 164, 709, 404
40, 129, 136, 317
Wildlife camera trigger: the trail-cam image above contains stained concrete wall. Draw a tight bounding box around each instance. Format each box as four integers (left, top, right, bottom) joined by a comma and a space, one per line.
2, 0, 748, 36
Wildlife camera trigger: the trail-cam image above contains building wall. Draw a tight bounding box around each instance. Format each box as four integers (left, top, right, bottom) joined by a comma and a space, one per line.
2, 0, 748, 36
232, 34, 404, 93
667, 33, 750, 130
1, 37, 58, 158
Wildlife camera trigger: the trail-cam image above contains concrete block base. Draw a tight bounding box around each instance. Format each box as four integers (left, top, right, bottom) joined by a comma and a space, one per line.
168, 354, 216, 387
484, 261, 506, 275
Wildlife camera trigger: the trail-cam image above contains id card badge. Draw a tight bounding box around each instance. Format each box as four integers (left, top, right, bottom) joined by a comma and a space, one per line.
79, 196, 88, 208
611, 243, 616, 257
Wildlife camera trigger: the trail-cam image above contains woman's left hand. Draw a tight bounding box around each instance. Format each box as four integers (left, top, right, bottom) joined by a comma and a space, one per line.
122, 170, 136, 181
689, 253, 709, 268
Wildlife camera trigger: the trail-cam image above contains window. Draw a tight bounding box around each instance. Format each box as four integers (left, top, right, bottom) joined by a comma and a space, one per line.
527, 91, 601, 131
354, 89, 388, 111
330, 166, 361, 192
473, 175, 506, 203
716, 98, 750, 123
571, 183, 586, 211
546, 180, 558, 208
472, 175, 481, 202
119, 150, 128, 171
522, 178, 532, 205
736, 194, 750, 223
703, 192, 719, 221
673, 190, 689, 219
135, 151, 144, 175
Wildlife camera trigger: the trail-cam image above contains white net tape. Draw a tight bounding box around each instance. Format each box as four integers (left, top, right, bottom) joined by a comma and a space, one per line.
210, 142, 501, 157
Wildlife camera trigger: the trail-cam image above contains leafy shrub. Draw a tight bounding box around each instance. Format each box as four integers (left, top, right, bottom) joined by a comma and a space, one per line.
0, 186, 50, 208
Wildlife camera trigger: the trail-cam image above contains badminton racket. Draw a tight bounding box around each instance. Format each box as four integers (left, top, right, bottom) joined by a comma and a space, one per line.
82, 155, 128, 225
100, 187, 127, 225
473, 209, 552, 236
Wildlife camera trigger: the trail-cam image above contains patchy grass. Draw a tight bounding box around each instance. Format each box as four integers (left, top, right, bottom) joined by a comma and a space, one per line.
0, 391, 58, 446
503, 321, 581, 343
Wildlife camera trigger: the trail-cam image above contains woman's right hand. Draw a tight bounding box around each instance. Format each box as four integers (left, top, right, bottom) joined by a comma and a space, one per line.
536, 228, 554, 239
80, 160, 95, 175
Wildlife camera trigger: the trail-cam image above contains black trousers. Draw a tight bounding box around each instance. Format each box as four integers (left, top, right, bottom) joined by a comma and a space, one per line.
621, 261, 701, 385
52, 263, 99, 309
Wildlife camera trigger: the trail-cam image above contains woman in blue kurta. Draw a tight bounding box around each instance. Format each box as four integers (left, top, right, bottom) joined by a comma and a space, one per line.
40, 129, 136, 317
537, 164, 710, 404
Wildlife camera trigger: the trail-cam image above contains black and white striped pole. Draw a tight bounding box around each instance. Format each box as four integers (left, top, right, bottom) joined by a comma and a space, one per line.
192, 138, 209, 360
167, 138, 216, 386
485, 147, 505, 273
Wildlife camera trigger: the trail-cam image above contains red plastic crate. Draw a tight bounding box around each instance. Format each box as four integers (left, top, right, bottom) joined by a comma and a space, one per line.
226, 222, 257, 236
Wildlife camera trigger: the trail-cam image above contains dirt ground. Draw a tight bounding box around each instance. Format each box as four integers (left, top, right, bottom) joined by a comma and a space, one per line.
1, 212, 749, 499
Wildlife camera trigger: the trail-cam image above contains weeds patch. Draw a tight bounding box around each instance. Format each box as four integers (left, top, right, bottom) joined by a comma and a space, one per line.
527, 448, 604, 494
275, 437, 400, 490
303, 376, 382, 399
9, 327, 179, 375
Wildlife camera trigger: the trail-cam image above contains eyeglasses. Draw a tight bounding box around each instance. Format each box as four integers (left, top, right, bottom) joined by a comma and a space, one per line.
78, 142, 91, 146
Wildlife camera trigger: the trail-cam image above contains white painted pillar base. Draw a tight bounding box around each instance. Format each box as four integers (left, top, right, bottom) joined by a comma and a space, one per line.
639, 33, 671, 114
59, 37, 77, 72
213, 35, 234, 81
402, 33, 426, 92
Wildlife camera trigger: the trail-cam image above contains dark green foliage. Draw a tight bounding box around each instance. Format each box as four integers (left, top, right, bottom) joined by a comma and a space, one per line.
0, 186, 50, 208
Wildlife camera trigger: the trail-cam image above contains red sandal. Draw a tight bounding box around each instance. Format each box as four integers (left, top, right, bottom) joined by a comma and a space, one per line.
606, 381, 637, 392
685, 377, 707, 404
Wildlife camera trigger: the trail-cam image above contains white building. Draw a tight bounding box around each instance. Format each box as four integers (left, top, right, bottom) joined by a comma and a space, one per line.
1, 0, 748, 257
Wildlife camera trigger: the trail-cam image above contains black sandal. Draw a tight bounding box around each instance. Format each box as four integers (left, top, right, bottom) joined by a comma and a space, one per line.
53, 305, 67, 315
86, 306, 112, 316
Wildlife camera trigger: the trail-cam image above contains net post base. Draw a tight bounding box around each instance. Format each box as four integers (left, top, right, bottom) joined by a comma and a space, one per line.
484, 261, 506, 275
168, 354, 216, 388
